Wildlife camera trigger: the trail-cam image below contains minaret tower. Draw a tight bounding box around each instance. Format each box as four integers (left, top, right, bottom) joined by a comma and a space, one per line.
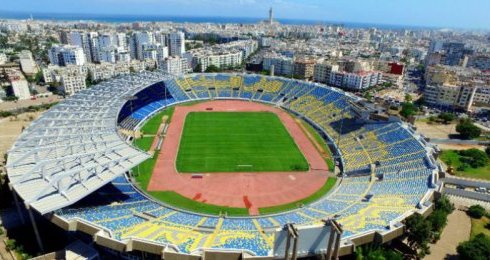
269, 7, 273, 25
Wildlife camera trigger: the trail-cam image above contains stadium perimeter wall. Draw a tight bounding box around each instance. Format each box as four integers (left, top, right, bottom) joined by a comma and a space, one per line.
46, 195, 436, 259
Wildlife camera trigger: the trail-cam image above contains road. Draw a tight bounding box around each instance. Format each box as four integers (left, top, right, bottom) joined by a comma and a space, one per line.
430, 138, 490, 145
0, 96, 63, 112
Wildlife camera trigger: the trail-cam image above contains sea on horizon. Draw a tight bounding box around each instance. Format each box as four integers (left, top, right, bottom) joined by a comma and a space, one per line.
0, 10, 437, 30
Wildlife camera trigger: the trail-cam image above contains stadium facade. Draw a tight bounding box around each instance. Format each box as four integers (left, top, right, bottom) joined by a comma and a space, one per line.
6, 71, 441, 259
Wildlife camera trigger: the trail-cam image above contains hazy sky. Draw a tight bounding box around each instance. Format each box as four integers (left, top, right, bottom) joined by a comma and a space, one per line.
2, 0, 490, 29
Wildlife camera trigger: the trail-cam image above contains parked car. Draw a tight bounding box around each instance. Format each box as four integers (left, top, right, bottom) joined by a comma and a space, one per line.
475, 187, 487, 193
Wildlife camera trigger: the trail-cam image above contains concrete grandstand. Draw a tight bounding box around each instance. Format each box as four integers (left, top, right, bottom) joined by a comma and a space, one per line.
5, 71, 441, 259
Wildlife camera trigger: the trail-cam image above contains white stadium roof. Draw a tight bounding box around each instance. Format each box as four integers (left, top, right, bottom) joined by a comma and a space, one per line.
6, 71, 172, 214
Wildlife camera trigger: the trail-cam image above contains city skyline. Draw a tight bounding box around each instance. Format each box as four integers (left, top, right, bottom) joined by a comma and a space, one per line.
1, 0, 490, 30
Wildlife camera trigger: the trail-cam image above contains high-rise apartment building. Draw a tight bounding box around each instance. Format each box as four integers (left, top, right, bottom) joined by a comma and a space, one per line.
131, 31, 155, 60
159, 56, 188, 75
168, 32, 185, 57
48, 45, 86, 66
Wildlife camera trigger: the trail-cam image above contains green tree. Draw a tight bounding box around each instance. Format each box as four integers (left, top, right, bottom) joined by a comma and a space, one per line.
438, 112, 455, 124
32, 70, 43, 84
457, 233, 490, 260
459, 149, 488, 168
456, 119, 481, 139
5, 239, 16, 251
435, 195, 454, 214
485, 146, 490, 157
428, 209, 448, 232
193, 63, 203, 73
355, 244, 403, 260
400, 102, 417, 118
405, 93, 413, 102
205, 65, 221, 73
363, 91, 373, 102
405, 213, 432, 251
467, 205, 487, 219
85, 73, 94, 87
0, 34, 8, 48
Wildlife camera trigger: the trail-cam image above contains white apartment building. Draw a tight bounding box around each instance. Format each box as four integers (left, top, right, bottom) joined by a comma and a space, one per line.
42, 65, 88, 84
185, 38, 256, 73
42, 65, 62, 83
158, 56, 188, 75
225, 40, 258, 61
117, 51, 131, 63
192, 50, 242, 72
116, 33, 128, 49
329, 71, 382, 90
0, 53, 7, 65
42, 60, 152, 85
263, 55, 294, 76
142, 44, 168, 61
98, 33, 116, 50
0, 21, 28, 32
86, 63, 117, 82
99, 48, 117, 63
143, 49, 158, 61
18, 50, 38, 75
154, 32, 168, 46
48, 45, 86, 66
61, 71, 87, 96
8, 71, 31, 100
168, 32, 185, 57
132, 31, 155, 60
87, 32, 100, 63
68, 31, 95, 63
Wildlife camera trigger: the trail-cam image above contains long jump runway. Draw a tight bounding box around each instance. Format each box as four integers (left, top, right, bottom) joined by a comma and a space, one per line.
147, 100, 331, 215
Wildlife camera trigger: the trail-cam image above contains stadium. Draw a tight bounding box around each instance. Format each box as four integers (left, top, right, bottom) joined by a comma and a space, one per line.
5, 72, 440, 259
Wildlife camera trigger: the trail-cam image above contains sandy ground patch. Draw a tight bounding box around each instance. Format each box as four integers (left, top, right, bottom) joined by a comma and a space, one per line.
0, 112, 42, 165
0, 96, 62, 111
425, 209, 471, 260
436, 143, 485, 151
415, 121, 458, 139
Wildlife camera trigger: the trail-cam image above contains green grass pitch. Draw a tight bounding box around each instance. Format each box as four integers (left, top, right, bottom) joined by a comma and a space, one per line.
176, 112, 309, 173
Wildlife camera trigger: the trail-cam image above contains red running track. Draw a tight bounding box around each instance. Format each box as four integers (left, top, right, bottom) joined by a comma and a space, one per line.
147, 100, 331, 215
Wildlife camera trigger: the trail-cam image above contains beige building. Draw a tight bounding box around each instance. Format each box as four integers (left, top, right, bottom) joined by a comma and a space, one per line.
473, 85, 490, 105
424, 84, 477, 111
425, 65, 483, 86
313, 62, 339, 83
19, 50, 39, 75
61, 71, 87, 96
425, 66, 458, 85
293, 59, 316, 80
7, 70, 31, 100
